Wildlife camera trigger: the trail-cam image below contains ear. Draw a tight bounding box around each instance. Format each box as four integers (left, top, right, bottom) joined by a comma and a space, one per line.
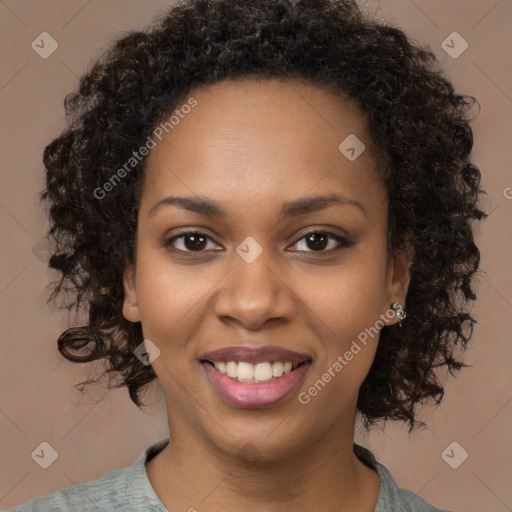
383, 241, 413, 326
122, 264, 141, 323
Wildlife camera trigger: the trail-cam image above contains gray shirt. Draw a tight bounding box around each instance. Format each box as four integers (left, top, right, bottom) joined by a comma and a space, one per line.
10, 437, 451, 511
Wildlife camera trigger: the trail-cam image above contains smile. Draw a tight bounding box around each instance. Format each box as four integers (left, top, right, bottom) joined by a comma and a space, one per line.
199, 345, 312, 408
206, 360, 302, 383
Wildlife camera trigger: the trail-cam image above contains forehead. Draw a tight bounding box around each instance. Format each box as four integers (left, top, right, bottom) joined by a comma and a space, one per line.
141, 77, 385, 217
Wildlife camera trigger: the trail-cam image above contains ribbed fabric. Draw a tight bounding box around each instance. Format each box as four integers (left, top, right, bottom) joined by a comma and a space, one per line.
10, 437, 450, 511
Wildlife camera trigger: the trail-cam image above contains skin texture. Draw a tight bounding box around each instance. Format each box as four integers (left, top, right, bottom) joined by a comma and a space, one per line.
122, 78, 411, 512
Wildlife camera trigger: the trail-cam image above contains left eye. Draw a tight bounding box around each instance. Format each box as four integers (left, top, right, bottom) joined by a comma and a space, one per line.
290, 231, 351, 252
164, 230, 351, 254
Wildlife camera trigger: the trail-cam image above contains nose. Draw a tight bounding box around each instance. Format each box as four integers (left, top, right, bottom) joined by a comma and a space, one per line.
213, 248, 296, 330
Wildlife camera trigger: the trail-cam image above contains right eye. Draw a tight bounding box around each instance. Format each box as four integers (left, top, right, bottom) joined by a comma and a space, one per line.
163, 230, 223, 253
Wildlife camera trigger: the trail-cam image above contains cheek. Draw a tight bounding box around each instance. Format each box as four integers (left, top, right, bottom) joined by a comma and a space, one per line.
132, 247, 209, 356
298, 247, 388, 393
307, 253, 388, 337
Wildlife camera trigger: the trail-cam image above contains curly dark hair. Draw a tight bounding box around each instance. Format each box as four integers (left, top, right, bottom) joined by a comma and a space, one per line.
42, 0, 485, 432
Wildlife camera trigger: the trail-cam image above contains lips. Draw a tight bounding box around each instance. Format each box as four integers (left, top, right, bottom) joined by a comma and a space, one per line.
200, 345, 312, 365
199, 345, 313, 409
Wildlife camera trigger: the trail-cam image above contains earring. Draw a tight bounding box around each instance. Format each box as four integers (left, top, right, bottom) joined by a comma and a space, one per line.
391, 302, 406, 327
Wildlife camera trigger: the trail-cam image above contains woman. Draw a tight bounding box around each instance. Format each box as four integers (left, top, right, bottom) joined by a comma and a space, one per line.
11, 0, 484, 510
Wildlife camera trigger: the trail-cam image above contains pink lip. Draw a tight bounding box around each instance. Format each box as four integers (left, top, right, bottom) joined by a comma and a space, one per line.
201, 360, 311, 409
200, 345, 311, 365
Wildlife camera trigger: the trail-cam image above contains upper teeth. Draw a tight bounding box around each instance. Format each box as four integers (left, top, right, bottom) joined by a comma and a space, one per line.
213, 361, 295, 383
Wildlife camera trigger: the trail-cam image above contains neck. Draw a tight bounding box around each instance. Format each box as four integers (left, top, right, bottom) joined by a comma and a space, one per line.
146, 411, 381, 512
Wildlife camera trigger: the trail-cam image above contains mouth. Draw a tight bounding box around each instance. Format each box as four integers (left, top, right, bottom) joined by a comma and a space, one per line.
200, 359, 308, 383
199, 345, 312, 408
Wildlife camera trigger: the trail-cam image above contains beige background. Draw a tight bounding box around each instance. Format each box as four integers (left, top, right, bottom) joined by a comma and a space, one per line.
0, 1, 510, 510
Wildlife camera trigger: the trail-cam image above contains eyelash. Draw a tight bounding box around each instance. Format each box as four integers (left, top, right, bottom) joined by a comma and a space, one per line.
163, 229, 353, 256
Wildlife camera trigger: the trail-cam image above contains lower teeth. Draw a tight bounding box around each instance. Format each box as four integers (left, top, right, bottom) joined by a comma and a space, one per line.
233, 376, 279, 384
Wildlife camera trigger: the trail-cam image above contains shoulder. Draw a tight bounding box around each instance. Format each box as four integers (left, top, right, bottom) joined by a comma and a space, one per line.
8, 466, 131, 512
9, 437, 170, 512
354, 443, 452, 512
396, 488, 452, 512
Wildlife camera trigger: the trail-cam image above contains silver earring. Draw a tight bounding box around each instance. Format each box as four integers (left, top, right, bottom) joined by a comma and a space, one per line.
391, 302, 406, 327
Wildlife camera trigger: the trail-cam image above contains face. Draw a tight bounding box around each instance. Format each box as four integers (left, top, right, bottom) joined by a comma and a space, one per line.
123, 78, 410, 461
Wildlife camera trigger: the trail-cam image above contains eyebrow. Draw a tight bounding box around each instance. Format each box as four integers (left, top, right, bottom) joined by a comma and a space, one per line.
148, 193, 366, 219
